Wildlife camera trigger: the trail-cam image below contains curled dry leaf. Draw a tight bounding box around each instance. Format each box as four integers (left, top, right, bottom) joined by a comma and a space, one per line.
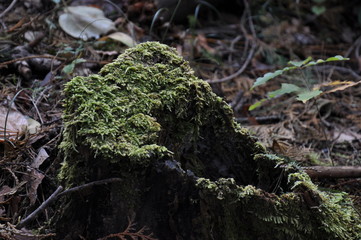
0, 106, 41, 141
58, 6, 116, 40
107, 32, 137, 47
0, 106, 28, 141
0, 182, 27, 198
319, 80, 361, 95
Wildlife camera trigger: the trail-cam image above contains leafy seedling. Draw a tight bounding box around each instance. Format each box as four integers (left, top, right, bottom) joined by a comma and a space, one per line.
249, 55, 350, 110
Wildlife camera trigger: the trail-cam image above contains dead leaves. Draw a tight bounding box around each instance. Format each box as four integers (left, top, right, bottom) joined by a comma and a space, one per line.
0, 102, 41, 142
22, 148, 49, 205
0, 222, 55, 240
317, 80, 361, 95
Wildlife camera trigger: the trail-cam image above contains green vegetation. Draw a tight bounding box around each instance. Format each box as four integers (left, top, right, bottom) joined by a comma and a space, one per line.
249, 55, 349, 110
197, 168, 361, 239
60, 42, 361, 239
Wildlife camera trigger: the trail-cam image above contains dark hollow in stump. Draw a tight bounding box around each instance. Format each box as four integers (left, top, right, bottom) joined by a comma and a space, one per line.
56, 42, 361, 240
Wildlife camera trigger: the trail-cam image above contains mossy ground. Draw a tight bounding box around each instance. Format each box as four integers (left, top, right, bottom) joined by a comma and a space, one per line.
59, 42, 361, 240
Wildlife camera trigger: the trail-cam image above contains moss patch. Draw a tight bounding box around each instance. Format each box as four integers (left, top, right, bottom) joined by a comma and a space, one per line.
196, 172, 361, 239
59, 42, 361, 239
60, 41, 260, 185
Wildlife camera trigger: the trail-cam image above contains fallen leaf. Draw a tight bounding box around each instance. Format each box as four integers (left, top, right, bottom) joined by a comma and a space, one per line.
23, 148, 49, 205
0, 182, 27, 197
321, 80, 361, 95
0, 106, 41, 141
107, 32, 137, 47
58, 6, 116, 40
333, 130, 361, 143
0, 106, 28, 141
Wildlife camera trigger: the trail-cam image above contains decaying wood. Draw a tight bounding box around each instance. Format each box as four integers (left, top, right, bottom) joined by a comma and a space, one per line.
304, 166, 361, 179
54, 42, 361, 240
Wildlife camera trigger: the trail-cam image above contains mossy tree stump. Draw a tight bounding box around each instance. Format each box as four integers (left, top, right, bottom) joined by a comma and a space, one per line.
57, 42, 361, 240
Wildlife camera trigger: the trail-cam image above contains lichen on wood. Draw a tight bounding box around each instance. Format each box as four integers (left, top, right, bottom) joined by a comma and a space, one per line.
57, 42, 361, 240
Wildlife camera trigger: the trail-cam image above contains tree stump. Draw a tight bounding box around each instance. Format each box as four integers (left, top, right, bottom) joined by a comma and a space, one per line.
56, 42, 361, 240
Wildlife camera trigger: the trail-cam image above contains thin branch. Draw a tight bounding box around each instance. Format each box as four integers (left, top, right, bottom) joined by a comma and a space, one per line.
15, 178, 122, 229
0, 55, 66, 67
0, 0, 18, 19
206, 44, 256, 84
304, 166, 361, 179
315, 65, 361, 79
206, 0, 257, 84
16, 186, 63, 229
58, 178, 122, 197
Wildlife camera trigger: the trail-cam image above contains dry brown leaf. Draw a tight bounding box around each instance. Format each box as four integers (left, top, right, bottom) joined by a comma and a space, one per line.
0, 182, 27, 198
22, 148, 49, 205
196, 34, 215, 54
318, 80, 361, 95
0, 106, 28, 141
0, 106, 41, 141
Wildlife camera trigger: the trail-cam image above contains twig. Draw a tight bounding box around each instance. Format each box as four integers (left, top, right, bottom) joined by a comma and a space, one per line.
345, 35, 361, 58
0, 55, 66, 67
235, 115, 282, 124
0, 0, 18, 19
57, 178, 123, 197
206, 43, 256, 84
31, 97, 44, 124
315, 65, 361, 79
16, 186, 63, 229
15, 178, 122, 229
206, 0, 257, 84
161, 0, 183, 43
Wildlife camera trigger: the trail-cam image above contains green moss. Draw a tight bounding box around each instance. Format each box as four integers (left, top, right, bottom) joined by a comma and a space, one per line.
60, 42, 205, 183
196, 166, 361, 240
60, 41, 260, 185
60, 42, 361, 239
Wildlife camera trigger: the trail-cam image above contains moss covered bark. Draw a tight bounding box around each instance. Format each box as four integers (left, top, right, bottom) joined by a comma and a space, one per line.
57, 42, 361, 240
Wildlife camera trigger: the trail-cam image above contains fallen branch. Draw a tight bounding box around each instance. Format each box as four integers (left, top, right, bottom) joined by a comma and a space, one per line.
57, 177, 122, 197
16, 186, 63, 229
0, 0, 18, 19
16, 178, 122, 229
303, 166, 361, 179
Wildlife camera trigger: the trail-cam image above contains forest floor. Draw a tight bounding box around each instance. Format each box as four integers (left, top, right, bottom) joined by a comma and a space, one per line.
0, 0, 361, 239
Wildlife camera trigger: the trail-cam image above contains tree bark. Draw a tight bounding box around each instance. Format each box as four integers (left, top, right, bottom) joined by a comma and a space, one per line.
304, 166, 361, 179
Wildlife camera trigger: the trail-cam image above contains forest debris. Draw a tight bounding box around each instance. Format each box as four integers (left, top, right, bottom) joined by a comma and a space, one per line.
98, 216, 157, 240
0, 105, 41, 142
57, 42, 361, 240
107, 32, 137, 47
1, 222, 55, 240
58, 6, 116, 40
0, 105, 28, 141
22, 148, 49, 205
16, 186, 63, 230
304, 166, 361, 179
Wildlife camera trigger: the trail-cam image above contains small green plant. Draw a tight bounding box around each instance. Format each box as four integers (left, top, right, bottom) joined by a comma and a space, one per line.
62, 58, 86, 75
57, 43, 86, 76
311, 0, 326, 16
249, 55, 349, 110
